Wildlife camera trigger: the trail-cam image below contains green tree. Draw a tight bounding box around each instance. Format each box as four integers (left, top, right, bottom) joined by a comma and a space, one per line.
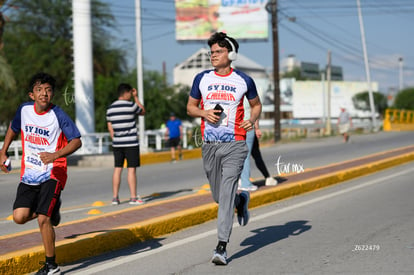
95, 70, 191, 132
94, 72, 138, 132
1, 0, 191, 135
142, 70, 179, 130
0, 1, 18, 122
0, 55, 17, 121
2, 0, 127, 124
170, 83, 191, 120
352, 91, 388, 116
393, 87, 414, 110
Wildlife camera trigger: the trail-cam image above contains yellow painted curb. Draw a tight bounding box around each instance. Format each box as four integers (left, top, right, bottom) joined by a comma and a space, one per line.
1, 150, 414, 274
0, 202, 219, 275
249, 151, 414, 209
141, 148, 202, 165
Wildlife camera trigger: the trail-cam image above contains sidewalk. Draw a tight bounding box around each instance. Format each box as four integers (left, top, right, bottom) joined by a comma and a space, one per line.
1, 145, 414, 274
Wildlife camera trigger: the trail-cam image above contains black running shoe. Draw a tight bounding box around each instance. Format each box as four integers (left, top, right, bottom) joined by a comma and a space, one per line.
35, 262, 61, 275
236, 191, 250, 226
51, 199, 61, 227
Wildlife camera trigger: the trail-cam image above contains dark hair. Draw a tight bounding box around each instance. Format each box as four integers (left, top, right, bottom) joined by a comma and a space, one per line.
29, 73, 56, 92
207, 32, 239, 53
117, 83, 133, 97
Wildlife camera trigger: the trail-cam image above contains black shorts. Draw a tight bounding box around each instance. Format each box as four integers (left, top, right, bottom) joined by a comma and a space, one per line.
13, 179, 62, 217
168, 137, 181, 148
113, 146, 140, 167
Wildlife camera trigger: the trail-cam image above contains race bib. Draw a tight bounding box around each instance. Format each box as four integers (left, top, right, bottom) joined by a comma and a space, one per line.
25, 149, 48, 172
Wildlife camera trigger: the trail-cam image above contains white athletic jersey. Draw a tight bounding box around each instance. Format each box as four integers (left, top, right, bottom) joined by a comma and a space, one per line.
190, 68, 259, 142
11, 102, 81, 188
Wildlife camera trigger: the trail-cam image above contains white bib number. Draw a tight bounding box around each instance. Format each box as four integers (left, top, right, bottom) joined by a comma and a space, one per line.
25, 150, 48, 172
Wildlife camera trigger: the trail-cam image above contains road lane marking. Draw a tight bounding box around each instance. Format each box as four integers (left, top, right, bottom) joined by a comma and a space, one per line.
80, 166, 414, 274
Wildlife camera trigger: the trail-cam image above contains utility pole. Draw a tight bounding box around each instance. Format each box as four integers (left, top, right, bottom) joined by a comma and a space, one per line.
399, 57, 403, 91
356, 0, 376, 130
135, 0, 146, 149
266, 0, 281, 142
326, 50, 332, 135
72, 0, 95, 153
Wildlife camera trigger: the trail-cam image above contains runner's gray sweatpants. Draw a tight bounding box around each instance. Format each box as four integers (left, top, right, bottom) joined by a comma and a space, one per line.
202, 141, 248, 242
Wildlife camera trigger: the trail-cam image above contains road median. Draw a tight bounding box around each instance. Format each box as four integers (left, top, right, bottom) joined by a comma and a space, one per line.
1, 146, 414, 274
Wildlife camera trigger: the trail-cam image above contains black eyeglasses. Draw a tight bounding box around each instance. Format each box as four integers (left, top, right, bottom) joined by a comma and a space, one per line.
208, 49, 228, 56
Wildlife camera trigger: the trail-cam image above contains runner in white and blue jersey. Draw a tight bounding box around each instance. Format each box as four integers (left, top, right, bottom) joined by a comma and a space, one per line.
187, 32, 262, 266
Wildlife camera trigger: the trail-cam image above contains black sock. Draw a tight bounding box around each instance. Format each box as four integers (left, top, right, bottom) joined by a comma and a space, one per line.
217, 241, 227, 250
46, 256, 56, 266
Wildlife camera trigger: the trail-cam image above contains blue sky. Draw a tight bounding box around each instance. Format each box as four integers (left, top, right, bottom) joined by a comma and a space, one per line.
104, 0, 414, 94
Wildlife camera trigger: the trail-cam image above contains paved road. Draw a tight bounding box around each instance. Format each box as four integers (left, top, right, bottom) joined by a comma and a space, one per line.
61, 161, 414, 274
1, 131, 413, 235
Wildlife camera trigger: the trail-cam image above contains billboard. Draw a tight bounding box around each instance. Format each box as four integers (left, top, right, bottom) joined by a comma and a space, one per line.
292, 81, 379, 119
175, 0, 269, 41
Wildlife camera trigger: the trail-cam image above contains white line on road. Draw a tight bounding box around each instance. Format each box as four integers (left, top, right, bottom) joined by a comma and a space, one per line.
80, 166, 414, 274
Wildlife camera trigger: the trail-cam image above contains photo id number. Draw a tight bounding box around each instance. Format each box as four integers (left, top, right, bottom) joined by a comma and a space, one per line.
352, 244, 380, 251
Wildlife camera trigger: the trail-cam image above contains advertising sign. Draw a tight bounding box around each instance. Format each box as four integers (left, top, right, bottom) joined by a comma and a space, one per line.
292, 81, 379, 119
175, 0, 269, 40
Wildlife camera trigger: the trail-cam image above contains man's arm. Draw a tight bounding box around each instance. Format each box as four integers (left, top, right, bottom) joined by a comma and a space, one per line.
0, 126, 17, 173
239, 96, 262, 131
39, 138, 82, 165
164, 124, 169, 139
187, 96, 221, 124
107, 122, 114, 139
132, 88, 146, 115
254, 119, 262, 138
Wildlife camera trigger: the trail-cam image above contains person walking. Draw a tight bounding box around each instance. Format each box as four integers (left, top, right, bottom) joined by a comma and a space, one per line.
251, 120, 278, 186
237, 99, 257, 191
0, 72, 82, 275
106, 83, 146, 205
337, 106, 352, 143
165, 112, 183, 163
187, 32, 262, 265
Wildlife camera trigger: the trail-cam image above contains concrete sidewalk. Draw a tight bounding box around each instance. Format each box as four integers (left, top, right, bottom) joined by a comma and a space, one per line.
1, 145, 414, 274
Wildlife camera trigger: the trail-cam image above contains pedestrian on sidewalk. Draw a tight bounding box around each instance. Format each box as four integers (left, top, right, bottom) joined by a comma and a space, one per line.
187, 32, 262, 266
239, 117, 278, 191
165, 112, 183, 163
251, 120, 278, 186
0, 72, 82, 275
106, 83, 146, 206
337, 106, 352, 143
238, 99, 258, 191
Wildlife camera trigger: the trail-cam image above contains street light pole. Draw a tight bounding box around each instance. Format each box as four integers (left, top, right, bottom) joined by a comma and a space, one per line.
399, 57, 403, 91
356, 0, 376, 130
326, 50, 332, 135
135, 0, 146, 149
266, 0, 281, 142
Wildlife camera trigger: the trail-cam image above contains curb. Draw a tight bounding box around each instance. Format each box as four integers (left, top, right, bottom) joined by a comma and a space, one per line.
1, 150, 414, 274
141, 148, 202, 165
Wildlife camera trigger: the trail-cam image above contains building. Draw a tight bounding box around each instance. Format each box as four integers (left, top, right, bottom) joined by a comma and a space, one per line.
174, 50, 374, 126
281, 54, 343, 81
